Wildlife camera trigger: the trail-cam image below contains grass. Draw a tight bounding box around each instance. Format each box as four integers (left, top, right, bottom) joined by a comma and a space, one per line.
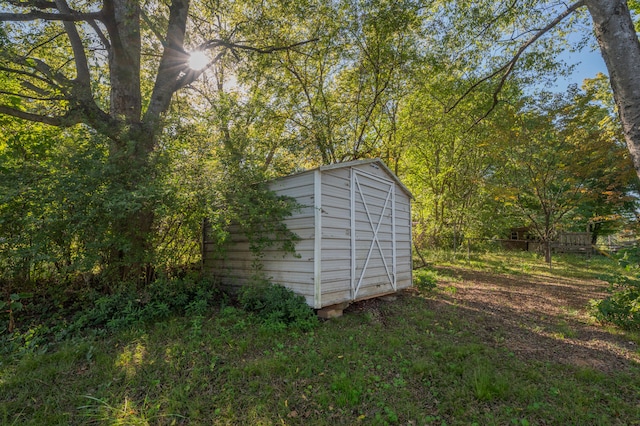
2, 252, 640, 425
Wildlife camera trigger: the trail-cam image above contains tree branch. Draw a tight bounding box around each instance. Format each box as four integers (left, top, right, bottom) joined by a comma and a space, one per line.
54, 0, 92, 88
6, 0, 57, 8
87, 19, 111, 50
448, 0, 586, 122
0, 10, 103, 22
9, 56, 72, 87
0, 89, 64, 101
201, 37, 319, 54
140, 8, 166, 45
0, 104, 81, 126
19, 79, 55, 96
21, 31, 66, 57
144, 0, 190, 126
0, 64, 64, 91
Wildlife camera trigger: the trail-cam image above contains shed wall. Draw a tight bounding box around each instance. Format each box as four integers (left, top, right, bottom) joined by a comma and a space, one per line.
204, 171, 317, 305
204, 159, 412, 309
318, 162, 412, 305
318, 168, 352, 305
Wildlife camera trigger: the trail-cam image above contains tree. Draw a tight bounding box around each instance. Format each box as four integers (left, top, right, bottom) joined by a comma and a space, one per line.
0, 0, 312, 280
236, 0, 421, 166
445, 0, 640, 179
0, 114, 111, 285
584, 0, 640, 176
492, 86, 638, 257
399, 67, 516, 249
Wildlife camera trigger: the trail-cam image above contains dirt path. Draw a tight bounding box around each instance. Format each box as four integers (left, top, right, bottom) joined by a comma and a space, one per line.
423, 267, 640, 374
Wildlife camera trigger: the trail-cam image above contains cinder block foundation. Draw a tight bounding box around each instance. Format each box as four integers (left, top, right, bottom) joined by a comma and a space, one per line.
316, 302, 350, 319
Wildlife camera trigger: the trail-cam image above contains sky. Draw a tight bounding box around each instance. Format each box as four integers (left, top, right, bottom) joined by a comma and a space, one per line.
551, 46, 607, 91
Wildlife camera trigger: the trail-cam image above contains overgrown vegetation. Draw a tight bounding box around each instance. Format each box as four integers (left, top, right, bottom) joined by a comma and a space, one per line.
413, 268, 439, 292
590, 248, 640, 330
0, 273, 220, 357
0, 271, 318, 358
2, 1, 640, 421
591, 274, 640, 330
238, 280, 318, 332
1, 252, 639, 425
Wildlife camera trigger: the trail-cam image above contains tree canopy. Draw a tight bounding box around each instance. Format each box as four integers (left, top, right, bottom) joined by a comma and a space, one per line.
1, 0, 639, 287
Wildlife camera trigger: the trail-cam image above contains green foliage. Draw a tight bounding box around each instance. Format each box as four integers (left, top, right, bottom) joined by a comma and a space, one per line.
0, 292, 33, 333
491, 88, 638, 242
0, 110, 302, 292
3, 263, 640, 425
226, 182, 301, 260
239, 280, 318, 331
0, 274, 220, 357
0, 122, 105, 284
0, 119, 167, 287
614, 247, 640, 269
589, 248, 640, 330
471, 364, 510, 401
73, 274, 219, 332
591, 273, 640, 330
413, 268, 439, 292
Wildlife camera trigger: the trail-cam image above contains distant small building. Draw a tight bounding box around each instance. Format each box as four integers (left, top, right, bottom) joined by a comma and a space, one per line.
503, 227, 593, 254
510, 227, 535, 241
203, 159, 414, 313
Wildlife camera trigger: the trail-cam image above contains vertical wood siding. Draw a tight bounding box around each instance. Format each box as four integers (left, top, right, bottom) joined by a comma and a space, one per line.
203, 159, 413, 309
204, 171, 317, 306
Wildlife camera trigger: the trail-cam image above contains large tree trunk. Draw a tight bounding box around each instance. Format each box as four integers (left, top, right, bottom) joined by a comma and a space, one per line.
0, 0, 192, 284
104, 0, 142, 122
101, 0, 153, 282
105, 126, 157, 284
585, 0, 640, 177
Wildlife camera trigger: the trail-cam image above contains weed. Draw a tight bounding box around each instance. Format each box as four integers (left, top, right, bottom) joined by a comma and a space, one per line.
553, 320, 577, 339
0, 293, 32, 333
239, 280, 318, 331
1, 274, 220, 357
590, 274, 640, 330
330, 372, 362, 407
471, 364, 509, 401
78, 395, 186, 425
414, 269, 439, 292
3, 251, 640, 425
443, 285, 458, 295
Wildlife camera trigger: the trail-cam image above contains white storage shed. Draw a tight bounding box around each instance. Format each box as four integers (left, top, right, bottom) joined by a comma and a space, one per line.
203, 158, 413, 310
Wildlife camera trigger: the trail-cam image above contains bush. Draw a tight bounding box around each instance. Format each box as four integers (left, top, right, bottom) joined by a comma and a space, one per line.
614, 247, 640, 269
73, 274, 219, 332
414, 269, 438, 292
590, 274, 640, 330
238, 280, 318, 331
1, 274, 222, 356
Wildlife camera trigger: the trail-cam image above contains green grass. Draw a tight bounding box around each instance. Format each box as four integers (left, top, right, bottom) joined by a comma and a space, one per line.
420, 247, 630, 282
2, 252, 640, 425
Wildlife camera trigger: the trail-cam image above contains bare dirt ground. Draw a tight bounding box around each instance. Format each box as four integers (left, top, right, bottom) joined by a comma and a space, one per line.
421, 266, 640, 374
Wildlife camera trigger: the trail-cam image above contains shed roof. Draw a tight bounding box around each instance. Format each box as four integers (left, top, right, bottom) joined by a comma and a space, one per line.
296, 158, 413, 199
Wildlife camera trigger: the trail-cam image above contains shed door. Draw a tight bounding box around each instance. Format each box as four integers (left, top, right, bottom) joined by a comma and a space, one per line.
351, 169, 396, 300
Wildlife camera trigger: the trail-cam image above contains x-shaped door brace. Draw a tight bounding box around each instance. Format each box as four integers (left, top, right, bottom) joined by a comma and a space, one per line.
351, 171, 396, 299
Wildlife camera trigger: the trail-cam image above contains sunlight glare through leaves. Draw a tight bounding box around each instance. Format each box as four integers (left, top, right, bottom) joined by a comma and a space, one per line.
188, 50, 209, 70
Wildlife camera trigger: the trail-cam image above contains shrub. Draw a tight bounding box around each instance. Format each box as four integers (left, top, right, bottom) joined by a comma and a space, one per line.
238, 280, 318, 331
56, 274, 219, 335
611, 247, 640, 271
590, 274, 640, 330
1, 274, 221, 356
414, 269, 438, 292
